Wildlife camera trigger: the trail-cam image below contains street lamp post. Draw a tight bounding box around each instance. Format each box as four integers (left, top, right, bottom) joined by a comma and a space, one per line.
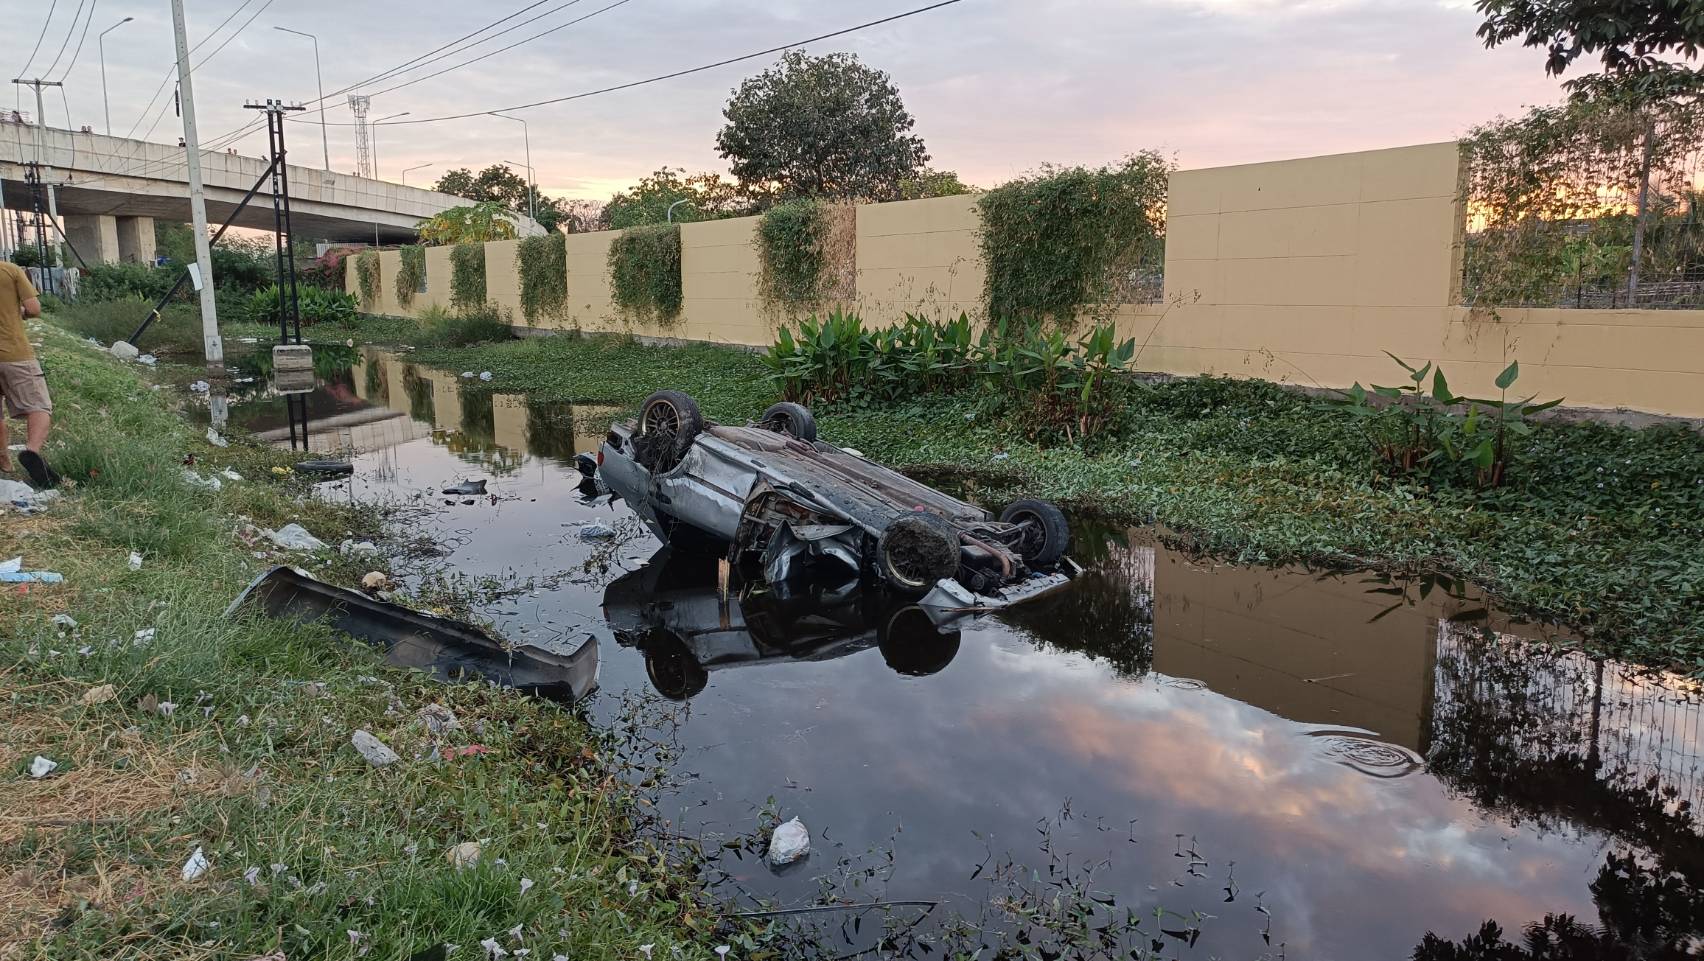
273, 26, 331, 171
401, 162, 433, 186
98, 17, 134, 136
492, 111, 534, 224
371, 111, 408, 181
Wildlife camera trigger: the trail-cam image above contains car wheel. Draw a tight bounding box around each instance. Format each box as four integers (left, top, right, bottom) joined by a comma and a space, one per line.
636, 390, 704, 472
759, 402, 818, 442
876, 513, 960, 597
642, 630, 708, 701
999, 499, 1071, 569
878, 604, 961, 677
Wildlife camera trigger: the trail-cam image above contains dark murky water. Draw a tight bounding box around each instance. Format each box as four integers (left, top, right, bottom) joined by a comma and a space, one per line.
220, 347, 1704, 959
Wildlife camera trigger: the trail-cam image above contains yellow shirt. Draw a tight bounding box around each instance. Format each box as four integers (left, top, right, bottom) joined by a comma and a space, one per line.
0, 262, 38, 363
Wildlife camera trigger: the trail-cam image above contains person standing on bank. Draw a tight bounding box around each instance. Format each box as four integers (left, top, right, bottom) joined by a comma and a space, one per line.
0, 260, 58, 488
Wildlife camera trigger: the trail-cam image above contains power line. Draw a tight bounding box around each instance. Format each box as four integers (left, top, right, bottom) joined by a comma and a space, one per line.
363, 0, 637, 100
293, 0, 969, 128
41, 0, 90, 79
321, 0, 565, 102
16, 0, 60, 80
52, 0, 103, 82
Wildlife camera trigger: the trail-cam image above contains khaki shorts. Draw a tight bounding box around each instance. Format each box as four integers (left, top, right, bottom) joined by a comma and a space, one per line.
0, 360, 52, 418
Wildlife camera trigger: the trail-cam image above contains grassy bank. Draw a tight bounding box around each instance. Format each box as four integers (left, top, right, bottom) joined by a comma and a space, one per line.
2, 329, 728, 959
382, 326, 1704, 674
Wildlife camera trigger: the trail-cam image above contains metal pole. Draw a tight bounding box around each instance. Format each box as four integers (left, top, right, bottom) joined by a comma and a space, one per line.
494, 112, 534, 223
371, 111, 408, 181
0, 176, 8, 261
169, 0, 222, 368
99, 18, 134, 136
401, 162, 432, 185
274, 28, 330, 171
13, 80, 67, 276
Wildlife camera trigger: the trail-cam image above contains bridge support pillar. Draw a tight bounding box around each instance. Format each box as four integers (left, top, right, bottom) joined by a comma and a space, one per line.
64, 214, 121, 265
115, 216, 157, 263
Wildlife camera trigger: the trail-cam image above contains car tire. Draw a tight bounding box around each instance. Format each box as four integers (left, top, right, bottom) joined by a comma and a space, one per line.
878, 604, 962, 677
759, 402, 818, 442
1000, 499, 1071, 570
876, 512, 960, 598
636, 390, 704, 472
642, 630, 709, 701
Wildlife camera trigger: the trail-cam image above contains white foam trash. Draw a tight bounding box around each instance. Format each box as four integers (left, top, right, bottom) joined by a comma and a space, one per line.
768, 817, 811, 866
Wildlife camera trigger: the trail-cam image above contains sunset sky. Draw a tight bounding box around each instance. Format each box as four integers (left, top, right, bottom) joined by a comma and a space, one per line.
22, 0, 1587, 201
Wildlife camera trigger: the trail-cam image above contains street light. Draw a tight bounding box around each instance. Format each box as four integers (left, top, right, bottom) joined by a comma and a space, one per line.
371, 111, 408, 181
98, 17, 134, 136
401, 162, 433, 186
273, 26, 331, 171
491, 111, 534, 224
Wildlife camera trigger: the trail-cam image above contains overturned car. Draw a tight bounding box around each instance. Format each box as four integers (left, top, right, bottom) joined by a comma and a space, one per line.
594, 390, 1076, 610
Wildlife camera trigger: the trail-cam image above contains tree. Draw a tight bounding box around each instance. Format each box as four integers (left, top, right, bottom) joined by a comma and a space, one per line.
433, 164, 570, 233
898, 168, 975, 200
716, 51, 929, 204
603, 168, 749, 229
1474, 0, 1704, 78
417, 202, 521, 246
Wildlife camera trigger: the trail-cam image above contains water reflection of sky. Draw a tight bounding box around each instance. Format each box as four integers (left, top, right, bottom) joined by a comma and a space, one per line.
251, 347, 1702, 960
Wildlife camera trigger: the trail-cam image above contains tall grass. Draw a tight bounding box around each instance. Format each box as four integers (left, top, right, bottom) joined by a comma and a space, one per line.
418, 303, 514, 347
46, 297, 205, 354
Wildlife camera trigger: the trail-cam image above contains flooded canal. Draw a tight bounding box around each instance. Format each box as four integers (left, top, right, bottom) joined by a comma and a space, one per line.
218, 346, 1704, 959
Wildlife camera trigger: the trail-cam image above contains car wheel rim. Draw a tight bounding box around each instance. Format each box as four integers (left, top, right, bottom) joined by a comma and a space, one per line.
644, 403, 680, 436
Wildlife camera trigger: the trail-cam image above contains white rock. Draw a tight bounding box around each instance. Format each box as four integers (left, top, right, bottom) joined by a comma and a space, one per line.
28, 755, 58, 778
768, 817, 811, 866
110, 340, 140, 360
181, 846, 211, 882
361, 571, 389, 591
351, 729, 400, 766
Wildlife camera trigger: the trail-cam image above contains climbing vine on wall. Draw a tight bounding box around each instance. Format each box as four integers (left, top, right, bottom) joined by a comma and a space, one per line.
754, 199, 856, 308
517, 233, 568, 323
395, 245, 426, 307
976, 151, 1172, 326
450, 243, 486, 310
608, 224, 682, 324
355, 251, 381, 310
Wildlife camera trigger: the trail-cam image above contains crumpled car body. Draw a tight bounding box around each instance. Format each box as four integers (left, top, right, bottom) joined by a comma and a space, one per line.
595, 393, 1075, 611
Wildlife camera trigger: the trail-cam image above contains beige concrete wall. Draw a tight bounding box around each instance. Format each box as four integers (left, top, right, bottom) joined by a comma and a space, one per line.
347, 141, 1704, 417
854, 194, 985, 327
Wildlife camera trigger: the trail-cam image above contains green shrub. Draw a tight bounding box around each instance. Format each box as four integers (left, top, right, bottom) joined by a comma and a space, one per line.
977, 151, 1172, 325
765, 311, 1136, 442
450, 243, 486, 310
420, 303, 512, 347
78, 262, 178, 303
355, 251, 381, 309
608, 224, 682, 323
11, 244, 57, 268
1324, 354, 1562, 489
517, 233, 567, 323
243, 285, 359, 328
395, 245, 426, 307
754, 199, 850, 305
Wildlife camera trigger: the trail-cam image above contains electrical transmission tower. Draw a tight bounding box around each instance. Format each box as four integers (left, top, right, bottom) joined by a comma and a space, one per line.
348, 94, 372, 179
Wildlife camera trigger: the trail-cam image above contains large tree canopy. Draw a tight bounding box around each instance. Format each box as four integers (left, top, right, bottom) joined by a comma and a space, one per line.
715, 51, 929, 204
603, 168, 749, 229
433, 164, 569, 233
1475, 0, 1704, 77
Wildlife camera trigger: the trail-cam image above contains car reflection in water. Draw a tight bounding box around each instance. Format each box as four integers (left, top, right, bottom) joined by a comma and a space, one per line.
603, 548, 963, 700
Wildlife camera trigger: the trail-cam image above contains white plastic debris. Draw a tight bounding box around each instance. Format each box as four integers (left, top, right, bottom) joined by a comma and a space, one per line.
220, 468, 244, 482
479, 371, 493, 382
28, 755, 58, 779
129, 551, 144, 571
243, 865, 262, 886
137, 353, 158, 367
181, 846, 211, 882
206, 427, 228, 448
519, 877, 534, 896
461, 371, 476, 380
577, 521, 615, 541
768, 817, 811, 866
339, 539, 380, 556
351, 729, 400, 767
2, 480, 41, 504
134, 627, 156, 645
183, 469, 223, 491
189, 380, 210, 393
265, 524, 328, 551
52, 613, 78, 631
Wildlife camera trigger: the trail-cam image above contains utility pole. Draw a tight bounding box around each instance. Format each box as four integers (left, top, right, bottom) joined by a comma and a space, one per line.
493, 111, 535, 224
169, 0, 222, 368
11, 79, 66, 275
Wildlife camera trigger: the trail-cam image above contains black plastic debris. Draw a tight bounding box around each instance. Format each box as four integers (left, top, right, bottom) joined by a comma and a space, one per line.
442, 480, 488, 496
296, 459, 354, 477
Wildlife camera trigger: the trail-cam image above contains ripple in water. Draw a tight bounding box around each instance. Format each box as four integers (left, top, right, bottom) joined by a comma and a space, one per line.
1301, 729, 1425, 779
